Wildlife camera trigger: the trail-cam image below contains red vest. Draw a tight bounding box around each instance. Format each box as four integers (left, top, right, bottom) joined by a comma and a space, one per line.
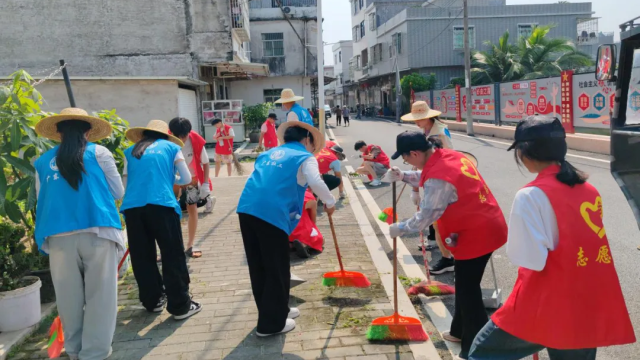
325, 140, 337, 149
492, 166, 635, 349
420, 149, 507, 260
315, 148, 339, 175
262, 120, 278, 148
215, 124, 234, 155
188, 131, 212, 191
289, 190, 323, 251
365, 144, 390, 168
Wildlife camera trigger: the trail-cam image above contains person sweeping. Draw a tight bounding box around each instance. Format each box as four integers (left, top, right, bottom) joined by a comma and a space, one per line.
385, 131, 507, 360
34, 108, 124, 360
237, 120, 336, 337
469, 116, 636, 360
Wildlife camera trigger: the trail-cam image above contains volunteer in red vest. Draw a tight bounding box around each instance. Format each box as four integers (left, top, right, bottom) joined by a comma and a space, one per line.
289, 188, 324, 258
401, 101, 455, 273
259, 113, 279, 150
315, 144, 346, 198
469, 117, 635, 360
169, 117, 215, 259
212, 119, 234, 177
354, 140, 390, 187
385, 131, 507, 359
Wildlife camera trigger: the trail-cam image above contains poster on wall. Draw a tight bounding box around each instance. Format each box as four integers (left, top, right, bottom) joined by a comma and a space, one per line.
572, 73, 615, 129
626, 49, 640, 126
460, 85, 496, 121
432, 89, 458, 117
500, 78, 561, 122
414, 91, 431, 106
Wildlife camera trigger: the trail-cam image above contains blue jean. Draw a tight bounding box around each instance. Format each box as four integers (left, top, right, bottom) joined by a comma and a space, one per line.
469, 320, 597, 360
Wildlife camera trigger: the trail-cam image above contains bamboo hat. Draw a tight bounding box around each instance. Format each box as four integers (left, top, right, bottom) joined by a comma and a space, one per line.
125, 120, 184, 147
401, 101, 442, 121
274, 88, 304, 104
35, 108, 113, 142
277, 120, 325, 154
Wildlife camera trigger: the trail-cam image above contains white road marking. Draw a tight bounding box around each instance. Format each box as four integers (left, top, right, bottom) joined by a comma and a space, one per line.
234, 140, 249, 154
341, 173, 443, 360
345, 165, 459, 358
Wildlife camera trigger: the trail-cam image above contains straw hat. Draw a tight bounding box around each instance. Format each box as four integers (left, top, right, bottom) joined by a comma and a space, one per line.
125, 120, 184, 147
274, 88, 304, 104
277, 120, 325, 154
35, 108, 113, 142
401, 101, 442, 121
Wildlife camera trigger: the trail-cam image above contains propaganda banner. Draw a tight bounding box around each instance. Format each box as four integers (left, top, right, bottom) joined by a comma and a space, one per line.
500, 78, 561, 123
572, 73, 614, 129
432, 88, 458, 117
455, 85, 462, 122
459, 85, 497, 121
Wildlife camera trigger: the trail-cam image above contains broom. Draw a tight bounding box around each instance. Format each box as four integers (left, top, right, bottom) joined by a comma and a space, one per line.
322, 214, 371, 288
221, 125, 245, 176
366, 182, 428, 341
408, 220, 455, 296
48, 248, 131, 359
378, 183, 406, 225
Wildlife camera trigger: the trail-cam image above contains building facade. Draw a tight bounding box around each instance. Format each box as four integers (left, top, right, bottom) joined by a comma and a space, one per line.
330, 41, 354, 108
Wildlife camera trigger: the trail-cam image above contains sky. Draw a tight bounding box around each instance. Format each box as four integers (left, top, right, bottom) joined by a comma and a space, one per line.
322, 0, 640, 66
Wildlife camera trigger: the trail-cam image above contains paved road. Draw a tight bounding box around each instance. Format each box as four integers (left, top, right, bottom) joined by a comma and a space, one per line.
326, 116, 640, 360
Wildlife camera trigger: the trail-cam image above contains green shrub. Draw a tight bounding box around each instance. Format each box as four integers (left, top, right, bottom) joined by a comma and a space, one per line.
0, 220, 33, 292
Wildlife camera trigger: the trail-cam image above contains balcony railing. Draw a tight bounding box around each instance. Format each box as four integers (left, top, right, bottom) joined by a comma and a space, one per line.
249, 0, 316, 9
231, 0, 250, 42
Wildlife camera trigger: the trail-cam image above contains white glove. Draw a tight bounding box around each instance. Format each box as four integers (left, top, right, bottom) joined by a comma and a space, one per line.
200, 182, 211, 199
389, 224, 401, 238
410, 191, 421, 207
383, 166, 404, 182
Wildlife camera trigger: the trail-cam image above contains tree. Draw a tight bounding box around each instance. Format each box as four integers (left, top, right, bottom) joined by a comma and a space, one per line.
400, 73, 436, 101
471, 31, 523, 85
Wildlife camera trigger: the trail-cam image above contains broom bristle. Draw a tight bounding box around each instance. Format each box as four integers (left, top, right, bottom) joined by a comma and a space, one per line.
322, 271, 371, 288
408, 281, 455, 296
366, 324, 429, 341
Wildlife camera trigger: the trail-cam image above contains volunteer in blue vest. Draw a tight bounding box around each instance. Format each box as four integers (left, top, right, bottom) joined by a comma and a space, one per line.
276, 88, 314, 125
121, 120, 202, 320
237, 120, 336, 336
34, 108, 124, 360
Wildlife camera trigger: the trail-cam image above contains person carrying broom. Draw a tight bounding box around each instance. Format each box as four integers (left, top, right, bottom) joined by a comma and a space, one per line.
469, 117, 635, 360
384, 131, 507, 360
237, 120, 336, 337
212, 118, 235, 177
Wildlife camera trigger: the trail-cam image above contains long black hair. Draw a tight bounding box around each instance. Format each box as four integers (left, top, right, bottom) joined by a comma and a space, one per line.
56, 120, 92, 190
132, 130, 169, 159
514, 137, 588, 187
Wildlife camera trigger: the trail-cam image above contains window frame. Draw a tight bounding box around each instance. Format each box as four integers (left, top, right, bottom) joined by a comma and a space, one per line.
261, 33, 285, 57
369, 13, 376, 31
264, 88, 284, 108
360, 21, 365, 38
452, 26, 475, 50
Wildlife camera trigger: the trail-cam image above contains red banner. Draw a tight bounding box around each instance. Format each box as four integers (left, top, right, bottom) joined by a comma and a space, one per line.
455, 85, 462, 122
560, 70, 575, 134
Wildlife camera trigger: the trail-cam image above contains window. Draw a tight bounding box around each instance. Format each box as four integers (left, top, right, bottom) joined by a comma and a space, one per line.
361, 49, 368, 68
353, 0, 358, 15
517, 24, 536, 39
453, 26, 475, 50
626, 49, 640, 125
353, 26, 359, 42
339, 51, 342, 62
391, 33, 402, 56
335, 54, 338, 64
264, 89, 283, 107
369, 13, 376, 31
262, 33, 284, 57
359, 0, 363, 10
360, 21, 365, 38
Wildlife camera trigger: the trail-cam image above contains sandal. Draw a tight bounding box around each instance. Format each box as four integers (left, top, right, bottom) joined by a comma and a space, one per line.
185, 247, 202, 258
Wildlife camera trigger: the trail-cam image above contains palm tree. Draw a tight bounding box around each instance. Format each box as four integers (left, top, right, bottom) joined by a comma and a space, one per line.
470, 25, 593, 85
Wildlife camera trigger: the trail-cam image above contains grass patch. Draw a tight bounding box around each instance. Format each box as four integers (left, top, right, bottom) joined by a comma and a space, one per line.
7, 309, 59, 359
398, 275, 421, 287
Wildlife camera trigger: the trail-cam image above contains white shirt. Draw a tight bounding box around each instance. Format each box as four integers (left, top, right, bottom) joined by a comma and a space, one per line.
216, 127, 235, 146
35, 145, 125, 255
298, 157, 336, 208
506, 187, 559, 271
287, 112, 299, 122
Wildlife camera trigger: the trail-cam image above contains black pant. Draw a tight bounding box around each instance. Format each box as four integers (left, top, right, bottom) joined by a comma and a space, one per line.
322, 174, 342, 191
427, 224, 436, 241
336, 115, 342, 126
124, 205, 191, 315
344, 116, 350, 126
239, 213, 291, 334
451, 252, 492, 359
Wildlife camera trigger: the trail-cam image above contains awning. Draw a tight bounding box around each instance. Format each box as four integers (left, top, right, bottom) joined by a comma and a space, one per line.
209, 61, 270, 79
18, 76, 209, 86
311, 76, 336, 86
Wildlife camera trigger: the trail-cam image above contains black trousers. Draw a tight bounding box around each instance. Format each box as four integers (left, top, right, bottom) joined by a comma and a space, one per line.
427, 224, 436, 241
344, 116, 350, 126
124, 204, 191, 315
336, 115, 342, 125
322, 174, 342, 192
450, 252, 492, 359
239, 213, 291, 334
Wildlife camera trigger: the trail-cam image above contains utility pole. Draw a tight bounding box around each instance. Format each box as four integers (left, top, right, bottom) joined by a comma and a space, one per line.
463, 0, 474, 136
395, 57, 402, 124
316, 0, 326, 137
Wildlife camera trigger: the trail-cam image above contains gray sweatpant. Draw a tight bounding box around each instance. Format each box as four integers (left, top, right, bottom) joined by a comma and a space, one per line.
48, 233, 118, 360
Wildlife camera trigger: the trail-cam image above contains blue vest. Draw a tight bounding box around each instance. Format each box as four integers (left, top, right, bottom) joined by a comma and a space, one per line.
288, 103, 314, 126
121, 139, 182, 217
34, 143, 121, 253
237, 142, 312, 235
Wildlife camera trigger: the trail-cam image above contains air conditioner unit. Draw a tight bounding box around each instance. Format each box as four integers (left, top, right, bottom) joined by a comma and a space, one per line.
283, 6, 291, 13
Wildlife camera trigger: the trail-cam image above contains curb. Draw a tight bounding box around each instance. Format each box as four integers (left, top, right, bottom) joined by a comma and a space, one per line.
0, 303, 57, 360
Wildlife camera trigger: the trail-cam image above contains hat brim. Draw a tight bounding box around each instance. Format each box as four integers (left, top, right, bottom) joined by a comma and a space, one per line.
35, 114, 113, 142
390, 151, 402, 160
507, 141, 517, 151
401, 109, 442, 121
125, 128, 184, 147
332, 150, 346, 161
274, 96, 304, 104
277, 121, 325, 154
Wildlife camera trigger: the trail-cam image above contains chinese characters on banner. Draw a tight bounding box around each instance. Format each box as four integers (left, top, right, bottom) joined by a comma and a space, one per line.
572, 73, 614, 129
560, 70, 575, 133
432, 89, 457, 116
500, 78, 561, 123
455, 85, 462, 122
459, 85, 496, 121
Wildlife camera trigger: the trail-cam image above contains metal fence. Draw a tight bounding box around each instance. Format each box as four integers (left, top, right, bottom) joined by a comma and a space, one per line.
249, 0, 316, 9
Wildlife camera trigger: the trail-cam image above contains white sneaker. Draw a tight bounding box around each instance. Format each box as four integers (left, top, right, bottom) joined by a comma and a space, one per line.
204, 196, 216, 213
288, 307, 300, 319
370, 179, 382, 187
173, 300, 202, 320
256, 319, 296, 337
339, 191, 347, 199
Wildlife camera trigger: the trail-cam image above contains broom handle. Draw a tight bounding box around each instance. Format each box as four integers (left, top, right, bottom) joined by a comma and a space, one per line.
327, 214, 345, 274
392, 182, 398, 320
396, 182, 407, 204
419, 207, 432, 284
489, 255, 499, 295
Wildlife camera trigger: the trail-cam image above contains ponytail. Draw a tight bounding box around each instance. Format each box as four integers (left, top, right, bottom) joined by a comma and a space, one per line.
556, 159, 588, 187
132, 130, 169, 159
56, 120, 92, 190
426, 136, 443, 149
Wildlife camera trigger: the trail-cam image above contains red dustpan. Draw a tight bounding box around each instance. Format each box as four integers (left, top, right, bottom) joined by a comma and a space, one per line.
322, 214, 371, 288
